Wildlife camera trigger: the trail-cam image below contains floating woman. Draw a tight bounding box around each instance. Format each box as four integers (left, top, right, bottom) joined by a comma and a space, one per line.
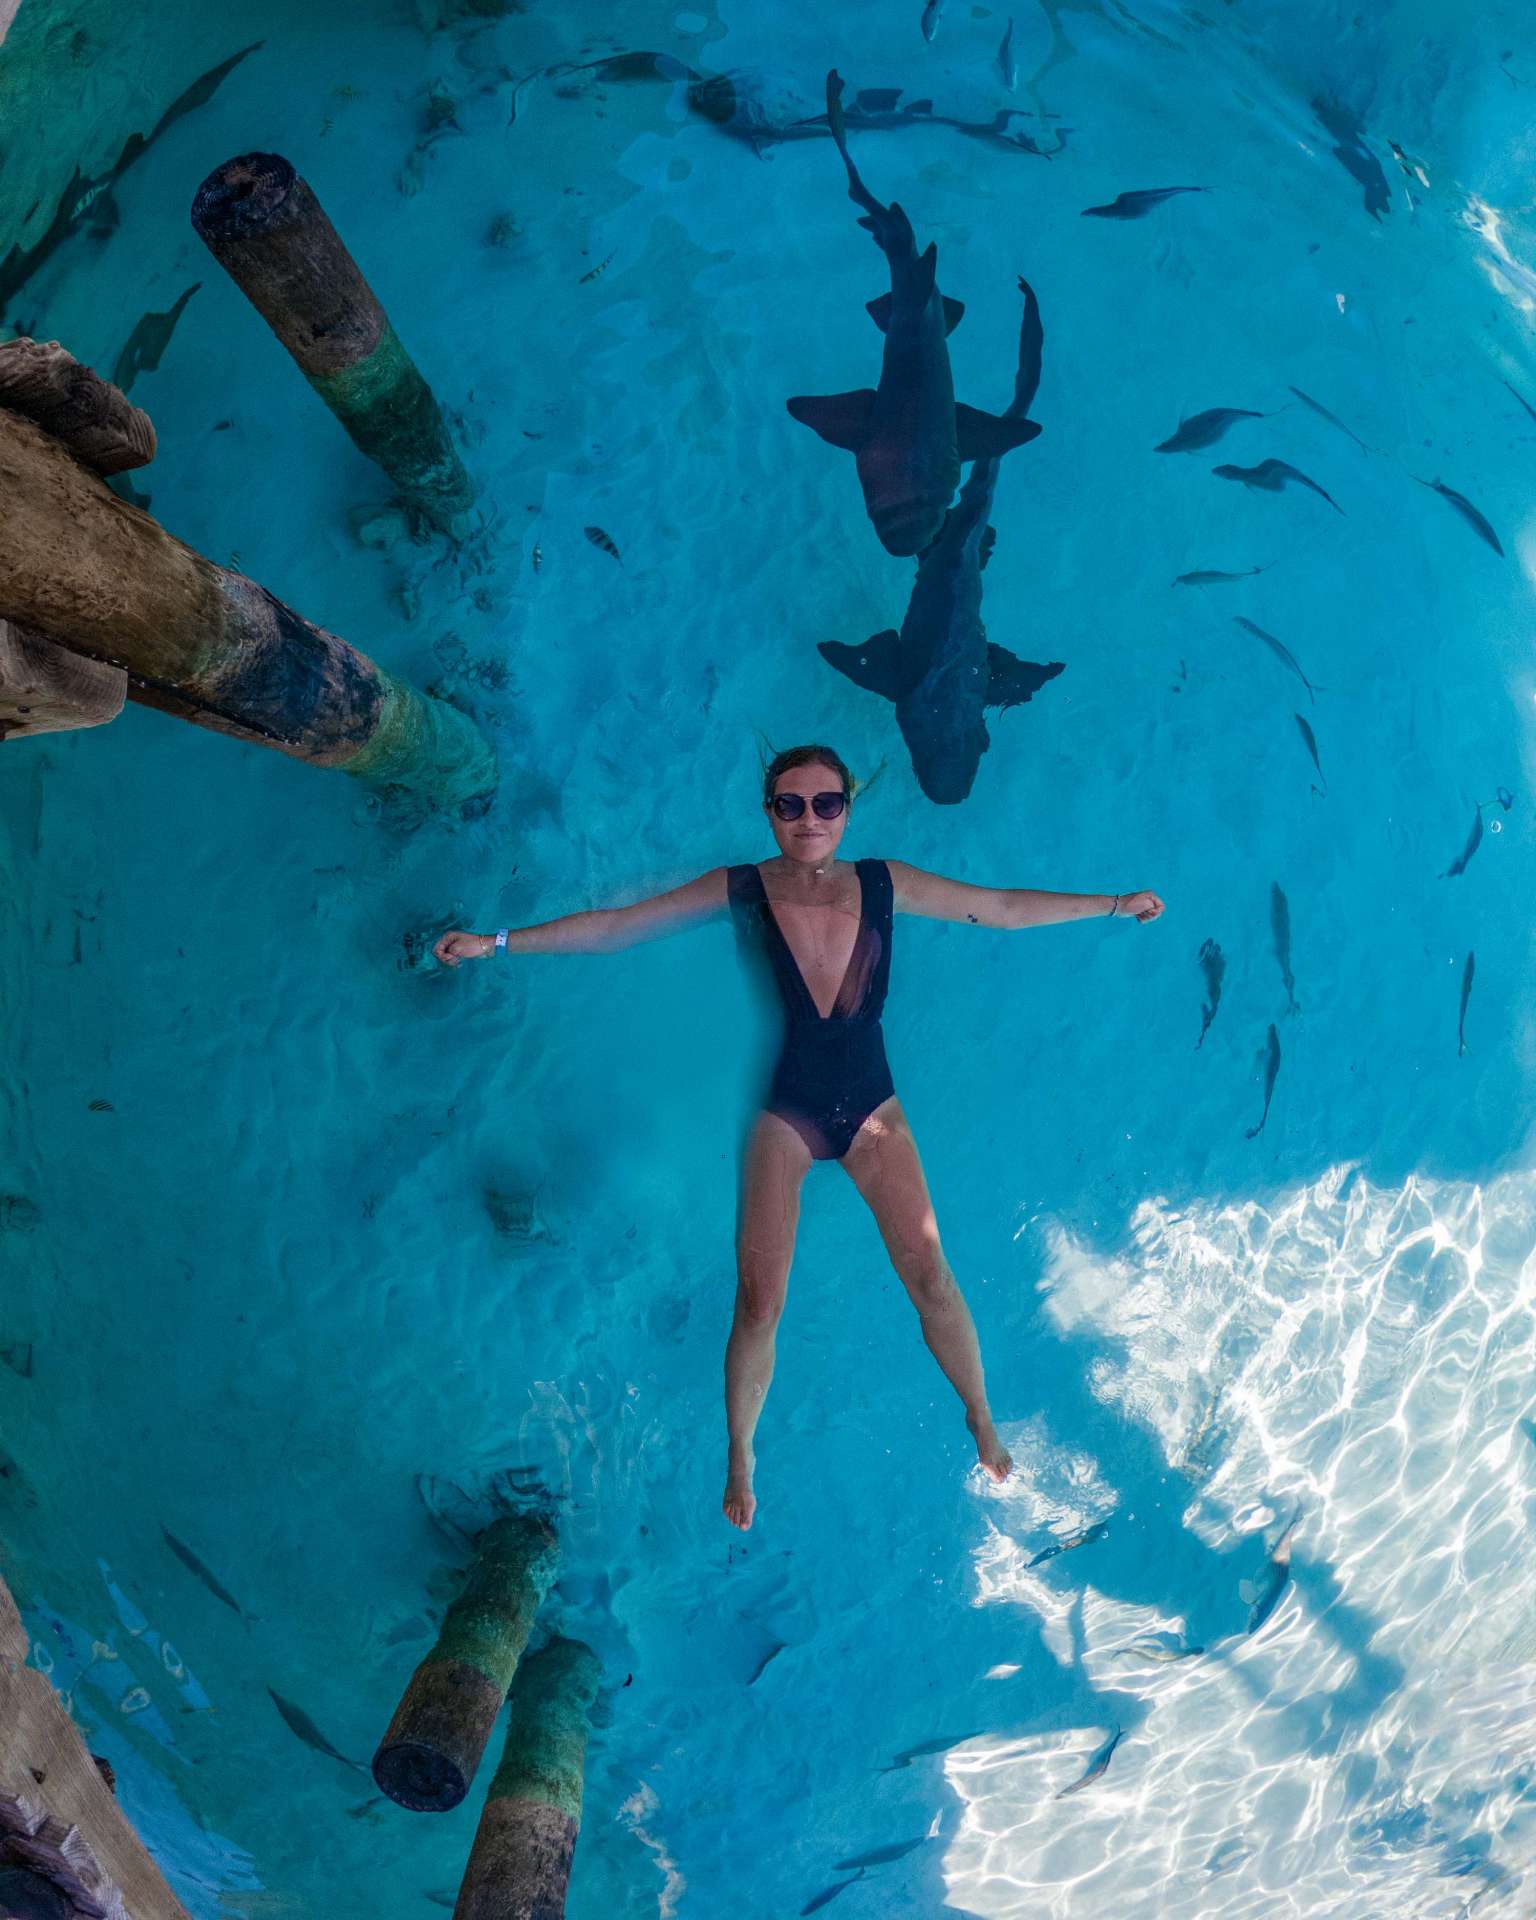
434, 745, 1165, 1529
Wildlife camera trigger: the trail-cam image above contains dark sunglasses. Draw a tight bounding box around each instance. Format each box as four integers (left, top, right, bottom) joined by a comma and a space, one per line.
770, 790, 848, 822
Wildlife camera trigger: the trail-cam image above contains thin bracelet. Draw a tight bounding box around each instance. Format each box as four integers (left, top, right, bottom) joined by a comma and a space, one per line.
1109, 894, 1121, 918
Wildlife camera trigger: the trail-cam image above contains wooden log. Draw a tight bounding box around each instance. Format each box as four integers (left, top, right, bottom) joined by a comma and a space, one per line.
0, 619, 126, 741
0, 1565, 190, 1920
0, 406, 495, 807
0, 339, 156, 475
190, 153, 476, 534
452, 1639, 600, 1920
373, 1515, 559, 1813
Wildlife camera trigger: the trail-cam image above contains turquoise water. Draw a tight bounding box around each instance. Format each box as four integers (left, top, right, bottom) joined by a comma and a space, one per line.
2, 1, 1536, 1915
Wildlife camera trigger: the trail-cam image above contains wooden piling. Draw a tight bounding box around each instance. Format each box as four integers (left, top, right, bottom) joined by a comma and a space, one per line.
373, 1515, 559, 1813
0, 619, 126, 740
452, 1639, 601, 1920
1, 1566, 192, 1920
0, 338, 156, 476
0, 406, 495, 806
190, 153, 477, 535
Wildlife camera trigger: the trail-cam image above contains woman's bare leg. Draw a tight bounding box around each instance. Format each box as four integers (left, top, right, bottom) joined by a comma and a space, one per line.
724, 1111, 813, 1530
841, 1098, 1012, 1482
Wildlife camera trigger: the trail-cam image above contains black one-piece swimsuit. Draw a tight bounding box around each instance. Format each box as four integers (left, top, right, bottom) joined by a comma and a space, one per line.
726, 858, 896, 1160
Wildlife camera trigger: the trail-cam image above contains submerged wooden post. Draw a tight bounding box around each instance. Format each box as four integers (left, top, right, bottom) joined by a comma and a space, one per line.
0, 406, 495, 806
190, 153, 477, 535
1, 1567, 193, 1920
453, 1638, 600, 1920
373, 1515, 558, 1813
0, 619, 126, 740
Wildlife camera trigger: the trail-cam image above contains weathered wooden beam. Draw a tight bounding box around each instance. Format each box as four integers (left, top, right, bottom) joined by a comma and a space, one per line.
0, 1564, 190, 1920
190, 153, 477, 535
452, 1638, 601, 1920
0, 339, 155, 475
0, 406, 495, 806
0, 619, 126, 741
373, 1515, 559, 1813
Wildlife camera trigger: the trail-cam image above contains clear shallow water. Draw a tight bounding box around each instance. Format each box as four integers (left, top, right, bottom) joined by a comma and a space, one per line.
2, 1, 1535, 1916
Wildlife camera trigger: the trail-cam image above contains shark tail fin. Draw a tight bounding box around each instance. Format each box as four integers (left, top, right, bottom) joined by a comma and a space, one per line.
866, 290, 964, 333
985, 647, 1065, 711
955, 404, 1043, 461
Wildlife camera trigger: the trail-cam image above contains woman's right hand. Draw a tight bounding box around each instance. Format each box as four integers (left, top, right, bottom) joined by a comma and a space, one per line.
434, 929, 494, 968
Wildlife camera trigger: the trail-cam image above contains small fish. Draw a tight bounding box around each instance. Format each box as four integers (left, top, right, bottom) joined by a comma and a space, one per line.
318, 115, 334, 138
88, 1098, 114, 1112
584, 524, 621, 561
802, 1872, 866, 1915
1458, 951, 1475, 1057
111, 282, 202, 394
1196, 938, 1224, 1049
1212, 459, 1342, 513
879, 1731, 982, 1772
1113, 1638, 1204, 1663
1500, 379, 1536, 427
1294, 712, 1327, 794
1172, 565, 1267, 586
1235, 616, 1315, 702
1415, 477, 1503, 557
1497, 786, 1514, 810
1081, 186, 1206, 219
920, 0, 944, 41
1028, 1519, 1108, 1567
1387, 139, 1430, 187
997, 17, 1017, 89
267, 1687, 368, 1774
531, 543, 542, 573
1245, 1025, 1282, 1139
1270, 883, 1298, 1014
578, 248, 616, 284
162, 1526, 246, 1616
1287, 385, 1369, 454
1155, 407, 1264, 453
424, 1893, 457, 1910
1441, 805, 1483, 878
1, 1342, 34, 1378
346, 1796, 385, 1818
833, 1838, 926, 1870
1247, 1508, 1299, 1632
1056, 1726, 1123, 1797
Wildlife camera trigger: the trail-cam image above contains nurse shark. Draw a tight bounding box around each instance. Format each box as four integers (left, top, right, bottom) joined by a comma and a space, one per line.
787, 70, 1043, 556
819, 277, 1063, 802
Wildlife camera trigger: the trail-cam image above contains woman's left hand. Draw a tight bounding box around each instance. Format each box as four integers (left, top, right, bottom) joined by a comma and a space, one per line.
1116, 890, 1165, 923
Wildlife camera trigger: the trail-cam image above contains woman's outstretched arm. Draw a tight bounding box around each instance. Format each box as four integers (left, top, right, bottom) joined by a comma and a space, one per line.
887, 860, 1165, 929
433, 867, 730, 967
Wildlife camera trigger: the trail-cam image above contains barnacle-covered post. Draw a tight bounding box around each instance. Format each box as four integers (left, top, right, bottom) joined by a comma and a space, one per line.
0, 403, 495, 805
453, 1638, 601, 1920
373, 1514, 559, 1813
190, 152, 477, 536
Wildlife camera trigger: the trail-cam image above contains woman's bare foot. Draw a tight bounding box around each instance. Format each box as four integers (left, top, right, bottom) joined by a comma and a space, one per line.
968, 1411, 1012, 1483
723, 1452, 757, 1530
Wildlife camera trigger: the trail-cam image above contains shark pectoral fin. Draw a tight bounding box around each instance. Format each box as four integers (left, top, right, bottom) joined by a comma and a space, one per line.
955, 406, 1044, 460
786, 390, 877, 451
818, 631, 906, 701
984, 646, 1065, 710
865, 290, 964, 334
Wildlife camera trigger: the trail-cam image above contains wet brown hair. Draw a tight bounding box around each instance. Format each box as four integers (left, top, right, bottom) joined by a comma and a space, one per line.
762, 743, 855, 809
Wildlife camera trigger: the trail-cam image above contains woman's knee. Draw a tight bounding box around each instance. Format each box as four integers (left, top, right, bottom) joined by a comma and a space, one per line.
898, 1247, 957, 1316
733, 1266, 788, 1330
